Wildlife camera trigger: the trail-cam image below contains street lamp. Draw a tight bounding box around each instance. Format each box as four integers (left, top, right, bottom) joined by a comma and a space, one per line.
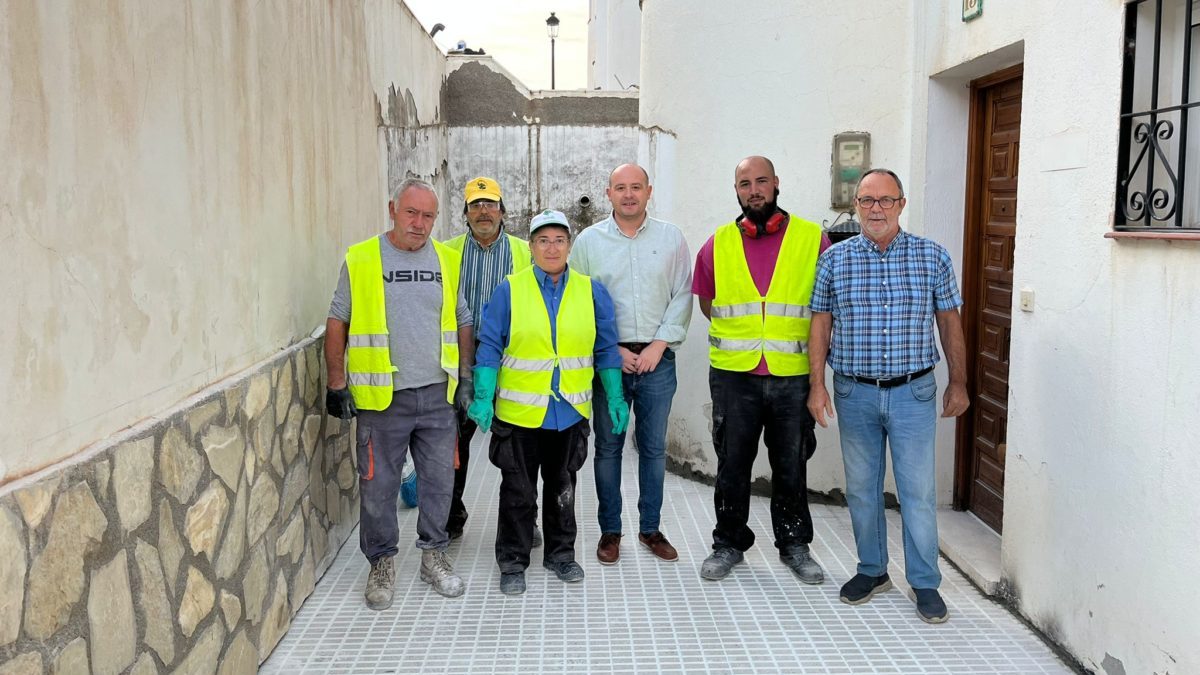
545, 12, 560, 89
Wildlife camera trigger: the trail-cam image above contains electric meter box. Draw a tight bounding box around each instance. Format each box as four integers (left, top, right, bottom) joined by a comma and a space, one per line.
831, 132, 871, 210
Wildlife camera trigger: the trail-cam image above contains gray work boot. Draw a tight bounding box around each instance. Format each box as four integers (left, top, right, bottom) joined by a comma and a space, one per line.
364, 556, 396, 610
420, 549, 465, 598
700, 547, 744, 580
780, 544, 825, 585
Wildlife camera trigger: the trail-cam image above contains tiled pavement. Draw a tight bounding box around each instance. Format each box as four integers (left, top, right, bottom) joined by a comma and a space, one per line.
263, 434, 1071, 674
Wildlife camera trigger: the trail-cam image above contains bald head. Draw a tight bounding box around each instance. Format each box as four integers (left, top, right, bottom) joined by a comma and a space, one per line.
606, 163, 653, 227
734, 155, 780, 222
735, 156, 776, 181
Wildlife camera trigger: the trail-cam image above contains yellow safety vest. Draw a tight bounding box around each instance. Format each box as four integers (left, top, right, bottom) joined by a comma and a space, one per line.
344, 236, 461, 409
442, 232, 532, 271
709, 217, 821, 375
495, 267, 597, 428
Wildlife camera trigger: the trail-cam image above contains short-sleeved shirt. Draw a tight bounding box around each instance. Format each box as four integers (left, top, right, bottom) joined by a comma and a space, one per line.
692, 220, 831, 375
329, 235, 471, 390
810, 230, 962, 379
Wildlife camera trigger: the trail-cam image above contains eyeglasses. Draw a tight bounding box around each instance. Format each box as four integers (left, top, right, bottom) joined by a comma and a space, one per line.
532, 236, 570, 248
856, 196, 902, 209
467, 201, 500, 212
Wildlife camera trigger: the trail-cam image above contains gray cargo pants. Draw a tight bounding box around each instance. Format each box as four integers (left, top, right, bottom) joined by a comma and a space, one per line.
356, 382, 456, 560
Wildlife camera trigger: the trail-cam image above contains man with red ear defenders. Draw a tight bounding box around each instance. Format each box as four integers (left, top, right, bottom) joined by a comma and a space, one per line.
692, 156, 832, 584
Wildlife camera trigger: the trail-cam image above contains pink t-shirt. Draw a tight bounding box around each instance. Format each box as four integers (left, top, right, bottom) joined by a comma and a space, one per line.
692, 224, 832, 375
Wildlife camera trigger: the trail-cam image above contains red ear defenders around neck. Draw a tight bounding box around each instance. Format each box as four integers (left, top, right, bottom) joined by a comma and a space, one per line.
736, 210, 786, 238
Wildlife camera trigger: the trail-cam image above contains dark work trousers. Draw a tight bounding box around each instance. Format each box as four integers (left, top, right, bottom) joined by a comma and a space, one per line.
446, 410, 478, 534
709, 367, 817, 553
356, 383, 456, 562
448, 410, 540, 534
489, 418, 590, 573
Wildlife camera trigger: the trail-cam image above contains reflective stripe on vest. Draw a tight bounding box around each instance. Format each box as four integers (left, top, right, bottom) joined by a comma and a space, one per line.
344, 237, 462, 410
441, 232, 532, 271
708, 217, 821, 375
495, 267, 597, 428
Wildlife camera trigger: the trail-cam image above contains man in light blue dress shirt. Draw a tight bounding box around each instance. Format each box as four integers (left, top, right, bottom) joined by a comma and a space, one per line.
570, 164, 693, 565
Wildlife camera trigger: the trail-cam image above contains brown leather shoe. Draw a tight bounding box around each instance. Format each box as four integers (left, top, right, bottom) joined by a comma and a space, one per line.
597, 533, 621, 565
638, 531, 679, 562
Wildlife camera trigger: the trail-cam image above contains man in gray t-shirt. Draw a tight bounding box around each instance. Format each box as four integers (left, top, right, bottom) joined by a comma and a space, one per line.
324, 178, 475, 608
328, 236, 471, 389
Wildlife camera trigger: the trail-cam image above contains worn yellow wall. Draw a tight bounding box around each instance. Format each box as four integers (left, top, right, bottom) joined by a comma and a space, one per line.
0, 0, 445, 482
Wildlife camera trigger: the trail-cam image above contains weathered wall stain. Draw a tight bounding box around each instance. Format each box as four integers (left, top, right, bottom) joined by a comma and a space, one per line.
445, 59, 638, 127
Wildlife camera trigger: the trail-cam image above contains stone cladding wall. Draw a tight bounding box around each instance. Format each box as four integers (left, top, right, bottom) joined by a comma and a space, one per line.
0, 337, 357, 673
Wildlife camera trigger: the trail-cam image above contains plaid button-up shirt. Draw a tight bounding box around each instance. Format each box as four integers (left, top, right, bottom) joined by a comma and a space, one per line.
810, 230, 962, 379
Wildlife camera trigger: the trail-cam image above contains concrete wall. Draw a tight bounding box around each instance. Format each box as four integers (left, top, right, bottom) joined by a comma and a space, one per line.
643, 0, 1200, 672
0, 0, 449, 669
588, 0, 642, 91
640, 0, 918, 497
0, 0, 447, 483
366, 0, 454, 230
443, 57, 644, 237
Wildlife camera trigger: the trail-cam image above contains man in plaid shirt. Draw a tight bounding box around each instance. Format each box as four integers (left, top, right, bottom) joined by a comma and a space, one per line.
807, 168, 969, 624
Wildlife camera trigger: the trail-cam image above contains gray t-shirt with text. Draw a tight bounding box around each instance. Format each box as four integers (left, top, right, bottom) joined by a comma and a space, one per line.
329, 235, 471, 391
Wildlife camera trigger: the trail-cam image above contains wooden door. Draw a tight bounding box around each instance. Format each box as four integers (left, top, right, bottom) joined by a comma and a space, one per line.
955, 65, 1022, 534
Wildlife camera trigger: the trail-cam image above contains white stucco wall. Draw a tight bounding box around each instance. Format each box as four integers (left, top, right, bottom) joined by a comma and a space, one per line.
920, 3, 1200, 673
588, 0, 642, 91
640, 0, 919, 497
0, 0, 448, 482
643, 0, 1199, 671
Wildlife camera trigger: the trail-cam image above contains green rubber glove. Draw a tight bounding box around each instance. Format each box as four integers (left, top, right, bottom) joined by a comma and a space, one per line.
598, 368, 629, 435
468, 366, 498, 432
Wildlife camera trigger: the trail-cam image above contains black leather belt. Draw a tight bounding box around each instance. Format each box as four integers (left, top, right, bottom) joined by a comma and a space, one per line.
852, 366, 934, 389
619, 342, 651, 354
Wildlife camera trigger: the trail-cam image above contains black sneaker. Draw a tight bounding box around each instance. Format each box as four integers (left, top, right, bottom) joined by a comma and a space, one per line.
699, 547, 744, 581
499, 572, 526, 595
839, 573, 892, 605
915, 588, 949, 623
779, 545, 825, 585
543, 560, 585, 583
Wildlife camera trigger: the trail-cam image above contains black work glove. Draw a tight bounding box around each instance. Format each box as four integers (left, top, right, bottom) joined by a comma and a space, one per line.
326, 387, 358, 419
454, 377, 474, 416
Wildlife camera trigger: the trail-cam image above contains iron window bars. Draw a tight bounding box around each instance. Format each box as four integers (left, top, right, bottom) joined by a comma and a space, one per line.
1117, 0, 1200, 230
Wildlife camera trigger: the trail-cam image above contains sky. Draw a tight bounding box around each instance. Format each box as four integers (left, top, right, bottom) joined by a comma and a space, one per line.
402, 0, 590, 91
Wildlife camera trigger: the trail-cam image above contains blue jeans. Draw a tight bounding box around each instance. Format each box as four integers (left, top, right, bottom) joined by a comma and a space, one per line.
592, 350, 677, 534
833, 371, 942, 589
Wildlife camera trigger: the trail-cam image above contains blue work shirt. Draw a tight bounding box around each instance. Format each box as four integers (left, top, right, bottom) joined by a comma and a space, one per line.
476, 265, 623, 430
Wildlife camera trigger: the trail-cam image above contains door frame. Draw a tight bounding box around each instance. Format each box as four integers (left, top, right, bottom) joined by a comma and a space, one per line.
953, 63, 1024, 511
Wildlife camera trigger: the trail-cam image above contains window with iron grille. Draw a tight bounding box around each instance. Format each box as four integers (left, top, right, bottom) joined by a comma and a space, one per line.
1117, 0, 1200, 230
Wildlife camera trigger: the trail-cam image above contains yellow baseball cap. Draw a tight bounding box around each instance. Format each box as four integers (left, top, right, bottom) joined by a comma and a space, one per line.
464, 176, 502, 203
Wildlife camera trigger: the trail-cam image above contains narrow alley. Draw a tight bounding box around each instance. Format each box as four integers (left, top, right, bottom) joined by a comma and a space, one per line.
264, 436, 1070, 674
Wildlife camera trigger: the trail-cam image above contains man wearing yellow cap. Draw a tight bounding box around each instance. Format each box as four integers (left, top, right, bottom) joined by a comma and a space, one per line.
442, 177, 533, 542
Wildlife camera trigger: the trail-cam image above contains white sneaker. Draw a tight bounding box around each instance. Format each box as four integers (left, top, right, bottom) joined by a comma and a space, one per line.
420, 549, 465, 598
